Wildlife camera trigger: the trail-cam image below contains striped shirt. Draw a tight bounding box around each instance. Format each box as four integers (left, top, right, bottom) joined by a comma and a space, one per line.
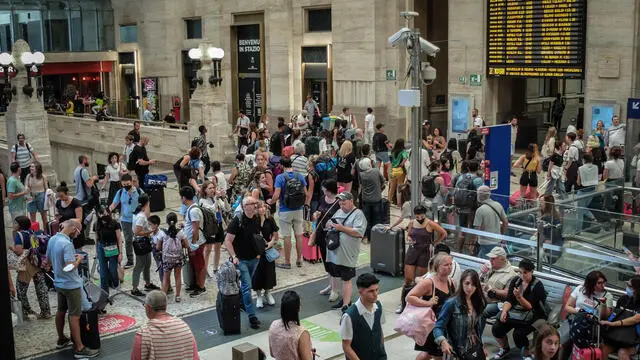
11, 143, 34, 168
132, 316, 199, 360
291, 154, 308, 177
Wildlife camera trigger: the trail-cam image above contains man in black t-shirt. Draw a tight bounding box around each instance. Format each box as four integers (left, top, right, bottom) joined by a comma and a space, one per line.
372, 123, 392, 180
224, 196, 262, 329
127, 137, 156, 185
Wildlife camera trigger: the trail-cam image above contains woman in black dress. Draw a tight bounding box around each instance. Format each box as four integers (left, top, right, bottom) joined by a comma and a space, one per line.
253, 200, 279, 309
309, 179, 340, 298
406, 253, 456, 360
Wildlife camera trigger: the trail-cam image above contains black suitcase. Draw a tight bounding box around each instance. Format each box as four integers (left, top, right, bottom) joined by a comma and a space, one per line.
216, 292, 241, 335
370, 224, 405, 277
80, 310, 101, 350
381, 199, 390, 224
146, 186, 165, 212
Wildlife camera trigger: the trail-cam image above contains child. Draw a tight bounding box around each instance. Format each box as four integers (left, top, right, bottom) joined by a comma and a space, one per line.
545, 140, 567, 199
155, 212, 188, 302
148, 215, 166, 288
532, 325, 560, 360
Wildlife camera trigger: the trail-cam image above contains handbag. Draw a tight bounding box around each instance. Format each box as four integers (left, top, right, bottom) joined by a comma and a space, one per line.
132, 236, 152, 255
326, 209, 356, 251
7, 250, 21, 271
602, 300, 639, 348
265, 247, 280, 262
103, 244, 119, 258
394, 280, 437, 346
458, 343, 486, 360
507, 306, 535, 324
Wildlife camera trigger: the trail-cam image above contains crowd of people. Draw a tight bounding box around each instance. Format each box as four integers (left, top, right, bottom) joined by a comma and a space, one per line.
5, 103, 638, 360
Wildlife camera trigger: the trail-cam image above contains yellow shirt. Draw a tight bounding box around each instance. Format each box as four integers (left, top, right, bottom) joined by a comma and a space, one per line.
66, 101, 74, 115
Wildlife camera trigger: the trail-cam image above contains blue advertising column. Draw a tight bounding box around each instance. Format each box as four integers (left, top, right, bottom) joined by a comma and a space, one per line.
482, 124, 511, 211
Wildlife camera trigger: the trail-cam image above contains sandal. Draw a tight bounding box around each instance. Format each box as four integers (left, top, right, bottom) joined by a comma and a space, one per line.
175, 296, 181, 303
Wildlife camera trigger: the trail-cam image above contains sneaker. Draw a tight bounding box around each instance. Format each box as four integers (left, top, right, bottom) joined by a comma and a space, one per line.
395, 304, 404, 314
56, 336, 71, 349
265, 292, 276, 306
331, 300, 344, 309
206, 271, 213, 280
249, 316, 261, 329
185, 285, 198, 292
131, 288, 145, 297
328, 291, 340, 302
276, 263, 292, 269
256, 295, 264, 309
144, 283, 160, 290
319, 285, 332, 295
74, 346, 100, 358
190, 287, 207, 298
123, 262, 134, 269
492, 347, 511, 360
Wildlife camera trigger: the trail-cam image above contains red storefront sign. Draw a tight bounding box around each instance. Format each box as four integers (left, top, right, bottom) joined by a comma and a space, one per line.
41, 61, 114, 75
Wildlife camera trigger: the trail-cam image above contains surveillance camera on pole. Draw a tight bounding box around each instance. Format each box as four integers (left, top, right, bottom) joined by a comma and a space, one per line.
388, 11, 438, 211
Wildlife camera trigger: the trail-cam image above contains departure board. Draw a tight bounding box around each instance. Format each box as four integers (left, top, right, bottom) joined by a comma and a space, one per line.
487, 0, 587, 79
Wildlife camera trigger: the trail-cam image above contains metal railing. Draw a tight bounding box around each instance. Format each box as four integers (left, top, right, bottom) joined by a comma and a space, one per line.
46, 111, 189, 130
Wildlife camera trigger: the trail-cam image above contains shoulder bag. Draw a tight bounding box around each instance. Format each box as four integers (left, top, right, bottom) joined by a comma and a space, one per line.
393, 278, 437, 346
602, 297, 639, 348
326, 209, 356, 251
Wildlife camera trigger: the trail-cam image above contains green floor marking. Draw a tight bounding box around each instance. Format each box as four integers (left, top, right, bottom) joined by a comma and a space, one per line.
301, 319, 342, 342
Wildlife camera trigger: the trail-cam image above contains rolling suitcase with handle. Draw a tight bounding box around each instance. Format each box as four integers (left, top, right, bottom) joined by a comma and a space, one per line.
370, 224, 405, 277
80, 309, 101, 350
302, 233, 321, 263
216, 292, 241, 335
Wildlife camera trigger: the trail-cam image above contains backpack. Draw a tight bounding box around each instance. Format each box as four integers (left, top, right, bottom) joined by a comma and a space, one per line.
233, 162, 252, 194
187, 204, 219, 242
421, 172, 440, 198
454, 175, 478, 209
282, 172, 306, 209
571, 311, 599, 348
216, 258, 241, 295
29, 231, 50, 269
316, 155, 337, 183
570, 144, 584, 167
162, 232, 183, 262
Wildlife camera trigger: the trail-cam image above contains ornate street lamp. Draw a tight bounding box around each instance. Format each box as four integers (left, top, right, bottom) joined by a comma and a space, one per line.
0, 52, 18, 99
188, 46, 225, 87
20, 51, 45, 97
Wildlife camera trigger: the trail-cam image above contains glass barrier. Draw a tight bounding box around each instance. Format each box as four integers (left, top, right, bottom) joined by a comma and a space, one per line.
427, 185, 640, 290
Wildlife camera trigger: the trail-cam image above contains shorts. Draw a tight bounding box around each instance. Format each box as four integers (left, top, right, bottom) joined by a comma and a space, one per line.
519, 171, 538, 187
405, 244, 430, 267
327, 263, 356, 281
278, 209, 304, 237
375, 151, 390, 164
27, 191, 46, 213
56, 287, 82, 317
188, 245, 205, 272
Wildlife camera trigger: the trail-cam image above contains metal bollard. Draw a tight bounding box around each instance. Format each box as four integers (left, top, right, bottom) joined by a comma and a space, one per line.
232, 342, 261, 360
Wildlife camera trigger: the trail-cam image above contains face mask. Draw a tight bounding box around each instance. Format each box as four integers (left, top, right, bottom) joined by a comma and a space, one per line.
124, 185, 132, 190
416, 218, 426, 224
627, 287, 634, 297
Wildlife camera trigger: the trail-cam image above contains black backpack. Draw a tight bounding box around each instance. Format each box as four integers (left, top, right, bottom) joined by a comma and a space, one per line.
421, 172, 440, 198
454, 175, 478, 209
186, 204, 219, 242
282, 173, 306, 209
570, 311, 599, 349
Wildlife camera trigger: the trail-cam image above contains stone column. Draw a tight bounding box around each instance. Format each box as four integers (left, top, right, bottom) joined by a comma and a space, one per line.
188, 43, 236, 164
5, 40, 57, 185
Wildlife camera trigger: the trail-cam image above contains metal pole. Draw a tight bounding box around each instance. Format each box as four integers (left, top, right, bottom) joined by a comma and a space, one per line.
410, 29, 423, 211
0, 193, 16, 360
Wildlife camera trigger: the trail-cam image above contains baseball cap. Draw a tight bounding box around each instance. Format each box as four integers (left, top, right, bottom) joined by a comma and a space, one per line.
337, 192, 354, 201
487, 247, 507, 258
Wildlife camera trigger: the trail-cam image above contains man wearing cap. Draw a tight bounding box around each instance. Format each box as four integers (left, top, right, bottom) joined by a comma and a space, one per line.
325, 192, 367, 313
131, 290, 199, 360
479, 247, 517, 320
472, 185, 508, 258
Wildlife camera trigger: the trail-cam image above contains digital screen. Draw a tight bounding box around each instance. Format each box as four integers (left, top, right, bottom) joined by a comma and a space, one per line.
591, 105, 615, 131
487, 0, 587, 79
452, 97, 470, 133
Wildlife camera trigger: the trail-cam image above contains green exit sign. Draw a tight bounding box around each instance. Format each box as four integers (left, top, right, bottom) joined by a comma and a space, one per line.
470, 74, 482, 86
386, 69, 396, 81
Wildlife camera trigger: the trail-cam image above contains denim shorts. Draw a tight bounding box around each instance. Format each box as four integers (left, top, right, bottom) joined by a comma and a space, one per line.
27, 191, 46, 213
375, 151, 390, 163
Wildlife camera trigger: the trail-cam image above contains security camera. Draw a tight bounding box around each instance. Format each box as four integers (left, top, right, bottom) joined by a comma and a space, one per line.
419, 38, 440, 57
421, 62, 436, 85
388, 27, 411, 47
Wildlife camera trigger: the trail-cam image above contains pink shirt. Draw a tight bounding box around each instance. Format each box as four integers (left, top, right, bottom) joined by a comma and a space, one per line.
131, 315, 199, 360
269, 319, 307, 360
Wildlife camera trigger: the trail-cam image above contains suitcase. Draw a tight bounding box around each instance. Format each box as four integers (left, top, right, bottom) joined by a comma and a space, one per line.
216, 292, 241, 335
381, 199, 391, 225
370, 224, 405, 277
571, 313, 601, 360
147, 186, 165, 212
80, 310, 101, 350
182, 260, 195, 288
47, 219, 59, 235
302, 233, 321, 263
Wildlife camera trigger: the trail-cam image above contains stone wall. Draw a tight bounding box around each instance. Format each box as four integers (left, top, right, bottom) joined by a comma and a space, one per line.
0, 115, 191, 185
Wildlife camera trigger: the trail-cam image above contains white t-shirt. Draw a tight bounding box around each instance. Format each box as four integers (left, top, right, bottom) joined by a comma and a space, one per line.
578, 164, 598, 187
184, 204, 205, 247
511, 125, 518, 145
571, 285, 613, 317
106, 163, 125, 182
237, 116, 251, 137
133, 213, 152, 234
319, 138, 328, 154
607, 124, 626, 147
473, 116, 483, 128
214, 171, 228, 192
365, 114, 375, 131
605, 159, 625, 179
563, 145, 579, 167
